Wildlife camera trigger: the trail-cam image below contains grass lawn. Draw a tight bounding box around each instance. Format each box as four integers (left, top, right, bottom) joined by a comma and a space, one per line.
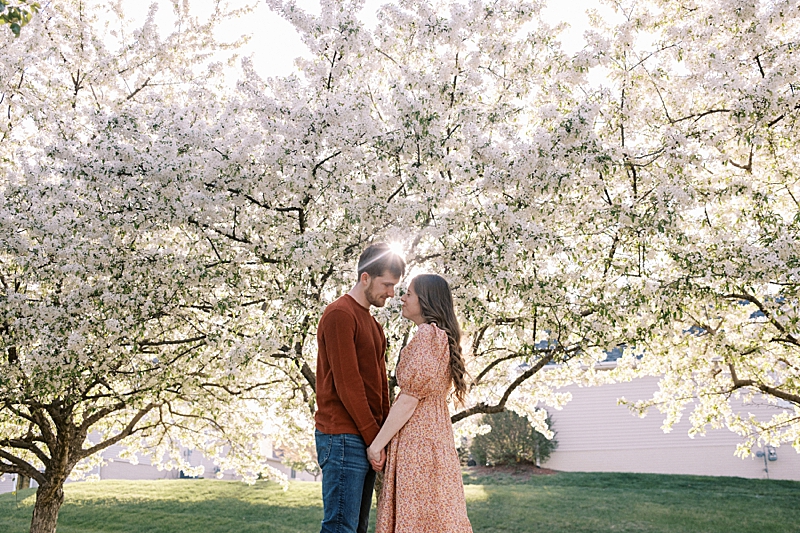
1, 472, 798, 533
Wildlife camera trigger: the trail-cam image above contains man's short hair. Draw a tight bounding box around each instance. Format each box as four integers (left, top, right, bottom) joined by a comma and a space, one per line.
357, 243, 406, 280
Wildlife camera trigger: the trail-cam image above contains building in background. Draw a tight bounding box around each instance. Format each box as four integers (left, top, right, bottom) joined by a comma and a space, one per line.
544, 375, 800, 481
5, 374, 799, 495
0, 440, 316, 495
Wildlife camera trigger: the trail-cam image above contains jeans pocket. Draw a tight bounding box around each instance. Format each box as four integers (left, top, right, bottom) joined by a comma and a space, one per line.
315, 431, 333, 469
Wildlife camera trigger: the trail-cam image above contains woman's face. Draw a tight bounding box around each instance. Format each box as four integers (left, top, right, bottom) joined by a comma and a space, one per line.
400, 280, 424, 324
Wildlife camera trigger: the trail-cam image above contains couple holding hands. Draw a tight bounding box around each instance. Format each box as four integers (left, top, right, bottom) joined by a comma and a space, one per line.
314, 243, 473, 533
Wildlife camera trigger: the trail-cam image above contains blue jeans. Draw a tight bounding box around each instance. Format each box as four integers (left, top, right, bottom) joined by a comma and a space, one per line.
315, 430, 376, 533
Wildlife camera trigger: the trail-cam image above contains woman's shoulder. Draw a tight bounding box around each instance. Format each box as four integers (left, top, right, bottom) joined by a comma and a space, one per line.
417, 321, 445, 335
413, 322, 448, 349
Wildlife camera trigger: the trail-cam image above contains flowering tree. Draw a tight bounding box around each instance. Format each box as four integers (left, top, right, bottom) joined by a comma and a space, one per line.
254, 0, 800, 456
218, 0, 625, 439
0, 2, 287, 532
580, 0, 800, 453
3, 1, 799, 532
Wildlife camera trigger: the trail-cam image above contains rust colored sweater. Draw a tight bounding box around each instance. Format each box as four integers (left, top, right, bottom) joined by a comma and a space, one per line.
315, 294, 390, 446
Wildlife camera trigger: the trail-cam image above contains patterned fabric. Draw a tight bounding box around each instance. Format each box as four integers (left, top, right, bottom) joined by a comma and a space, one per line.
376, 323, 473, 533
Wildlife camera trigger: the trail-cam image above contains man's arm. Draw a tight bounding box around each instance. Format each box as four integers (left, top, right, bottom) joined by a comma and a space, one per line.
323, 309, 382, 445
381, 333, 390, 421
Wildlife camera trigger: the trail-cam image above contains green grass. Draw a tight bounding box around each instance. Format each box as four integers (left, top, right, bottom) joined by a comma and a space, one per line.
1, 472, 798, 533
462, 472, 800, 533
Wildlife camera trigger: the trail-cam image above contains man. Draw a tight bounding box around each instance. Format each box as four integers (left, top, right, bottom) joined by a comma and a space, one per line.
315, 242, 406, 533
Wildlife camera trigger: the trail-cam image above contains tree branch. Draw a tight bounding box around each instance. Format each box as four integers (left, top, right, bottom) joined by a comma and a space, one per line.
0, 438, 50, 466
471, 351, 524, 387
79, 401, 127, 433
138, 335, 207, 347
724, 292, 798, 346
0, 450, 47, 484
126, 77, 151, 101
727, 361, 800, 406
451, 350, 558, 423
79, 403, 157, 459
767, 103, 800, 128
669, 108, 731, 124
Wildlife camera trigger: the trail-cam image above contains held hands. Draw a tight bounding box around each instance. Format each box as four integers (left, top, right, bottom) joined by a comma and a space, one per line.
367, 444, 386, 472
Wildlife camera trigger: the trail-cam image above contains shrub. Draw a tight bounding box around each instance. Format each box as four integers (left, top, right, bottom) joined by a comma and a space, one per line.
470, 411, 558, 467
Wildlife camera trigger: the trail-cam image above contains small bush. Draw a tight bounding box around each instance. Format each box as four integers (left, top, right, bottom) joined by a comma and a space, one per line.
470, 411, 557, 467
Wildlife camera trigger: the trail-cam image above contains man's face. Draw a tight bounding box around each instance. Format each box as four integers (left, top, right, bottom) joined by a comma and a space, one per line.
364, 272, 401, 308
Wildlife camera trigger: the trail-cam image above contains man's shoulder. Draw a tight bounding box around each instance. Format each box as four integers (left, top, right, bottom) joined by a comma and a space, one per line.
320, 296, 358, 325
323, 295, 355, 313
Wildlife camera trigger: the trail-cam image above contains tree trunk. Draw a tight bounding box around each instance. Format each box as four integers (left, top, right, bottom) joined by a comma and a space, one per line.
29, 483, 65, 533
373, 471, 383, 506
16, 474, 31, 491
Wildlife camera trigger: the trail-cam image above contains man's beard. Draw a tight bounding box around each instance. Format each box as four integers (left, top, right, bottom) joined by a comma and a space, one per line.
364, 281, 386, 307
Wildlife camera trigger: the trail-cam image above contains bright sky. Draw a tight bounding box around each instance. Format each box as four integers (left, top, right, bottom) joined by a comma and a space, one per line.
127, 0, 612, 81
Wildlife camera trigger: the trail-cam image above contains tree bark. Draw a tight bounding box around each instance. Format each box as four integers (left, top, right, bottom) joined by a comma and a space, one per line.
373, 471, 384, 506
29, 483, 64, 533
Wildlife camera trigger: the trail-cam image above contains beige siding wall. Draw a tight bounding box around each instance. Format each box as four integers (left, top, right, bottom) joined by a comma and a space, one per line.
89, 443, 181, 481
0, 475, 19, 494
89, 441, 317, 483
543, 376, 800, 481
0, 441, 316, 495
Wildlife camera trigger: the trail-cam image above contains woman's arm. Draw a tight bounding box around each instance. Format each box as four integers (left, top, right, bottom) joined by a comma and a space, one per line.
366, 393, 420, 467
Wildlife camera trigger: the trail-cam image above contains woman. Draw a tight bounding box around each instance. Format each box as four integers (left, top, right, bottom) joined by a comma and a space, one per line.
367, 274, 473, 533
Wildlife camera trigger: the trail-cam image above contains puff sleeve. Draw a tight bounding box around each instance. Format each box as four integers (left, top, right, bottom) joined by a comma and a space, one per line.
398, 323, 449, 401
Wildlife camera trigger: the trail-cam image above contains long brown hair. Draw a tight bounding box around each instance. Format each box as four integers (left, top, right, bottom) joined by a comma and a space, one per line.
411, 274, 468, 405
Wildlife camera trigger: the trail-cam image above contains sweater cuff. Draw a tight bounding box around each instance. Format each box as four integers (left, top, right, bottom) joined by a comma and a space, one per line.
360, 424, 380, 447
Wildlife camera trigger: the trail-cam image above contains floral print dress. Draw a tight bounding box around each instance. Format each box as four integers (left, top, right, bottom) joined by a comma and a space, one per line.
376, 323, 473, 533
